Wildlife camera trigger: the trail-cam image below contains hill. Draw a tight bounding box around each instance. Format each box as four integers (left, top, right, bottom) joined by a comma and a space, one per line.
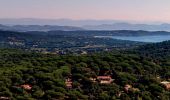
136, 40, 170, 59
0, 44, 170, 99
0, 24, 84, 32
0, 30, 145, 54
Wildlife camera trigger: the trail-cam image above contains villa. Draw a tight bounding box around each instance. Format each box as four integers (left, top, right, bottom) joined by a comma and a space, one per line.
65, 78, 72, 88
97, 76, 113, 84
161, 81, 170, 90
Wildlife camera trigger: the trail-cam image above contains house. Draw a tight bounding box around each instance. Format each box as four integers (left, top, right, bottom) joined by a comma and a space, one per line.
21, 84, 32, 90
161, 81, 170, 90
124, 84, 132, 92
65, 78, 72, 88
97, 76, 113, 84
0, 96, 10, 100
89, 77, 97, 83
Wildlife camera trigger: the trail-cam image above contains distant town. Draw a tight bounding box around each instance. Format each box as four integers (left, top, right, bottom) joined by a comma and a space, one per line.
0, 30, 146, 55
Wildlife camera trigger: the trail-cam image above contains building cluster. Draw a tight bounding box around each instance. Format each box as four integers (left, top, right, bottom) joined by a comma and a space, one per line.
65, 75, 114, 89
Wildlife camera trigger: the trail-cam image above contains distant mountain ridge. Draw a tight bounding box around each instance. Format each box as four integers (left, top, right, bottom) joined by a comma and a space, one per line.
0, 18, 122, 26
83, 23, 170, 31
1, 18, 170, 31
1, 23, 170, 32
0, 24, 84, 32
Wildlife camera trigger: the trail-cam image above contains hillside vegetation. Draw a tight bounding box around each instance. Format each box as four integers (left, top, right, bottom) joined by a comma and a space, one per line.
0, 40, 170, 99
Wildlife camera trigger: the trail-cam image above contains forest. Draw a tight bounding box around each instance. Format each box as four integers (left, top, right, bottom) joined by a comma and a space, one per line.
0, 41, 170, 100
0, 30, 145, 54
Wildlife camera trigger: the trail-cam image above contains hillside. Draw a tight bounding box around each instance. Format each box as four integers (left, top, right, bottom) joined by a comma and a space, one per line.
136, 40, 170, 59
0, 30, 145, 54
0, 43, 170, 99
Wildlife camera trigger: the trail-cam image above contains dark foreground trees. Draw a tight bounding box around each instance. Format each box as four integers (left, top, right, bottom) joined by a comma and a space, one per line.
0, 48, 170, 100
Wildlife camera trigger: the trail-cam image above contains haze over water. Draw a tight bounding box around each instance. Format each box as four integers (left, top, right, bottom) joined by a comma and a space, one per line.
95, 35, 170, 43
111, 35, 170, 42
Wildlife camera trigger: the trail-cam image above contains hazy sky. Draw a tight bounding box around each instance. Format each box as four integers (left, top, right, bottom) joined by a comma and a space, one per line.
0, 0, 170, 22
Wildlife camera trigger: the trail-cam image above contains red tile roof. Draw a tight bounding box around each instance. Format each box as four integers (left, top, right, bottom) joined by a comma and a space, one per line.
21, 84, 32, 90
97, 76, 112, 79
65, 78, 72, 88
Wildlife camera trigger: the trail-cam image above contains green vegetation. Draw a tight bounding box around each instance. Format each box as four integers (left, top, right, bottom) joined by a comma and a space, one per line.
0, 30, 146, 54
0, 40, 170, 100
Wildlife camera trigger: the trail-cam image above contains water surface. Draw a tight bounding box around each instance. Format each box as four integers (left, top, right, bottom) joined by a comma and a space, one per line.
95, 35, 170, 42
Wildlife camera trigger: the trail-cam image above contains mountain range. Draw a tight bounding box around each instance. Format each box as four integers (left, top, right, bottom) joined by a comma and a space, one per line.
1, 18, 170, 31
0, 24, 84, 32
83, 23, 170, 31
0, 18, 121, 26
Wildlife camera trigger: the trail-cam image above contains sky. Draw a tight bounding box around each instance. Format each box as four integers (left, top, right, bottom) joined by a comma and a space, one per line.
0, 0, 170, 22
